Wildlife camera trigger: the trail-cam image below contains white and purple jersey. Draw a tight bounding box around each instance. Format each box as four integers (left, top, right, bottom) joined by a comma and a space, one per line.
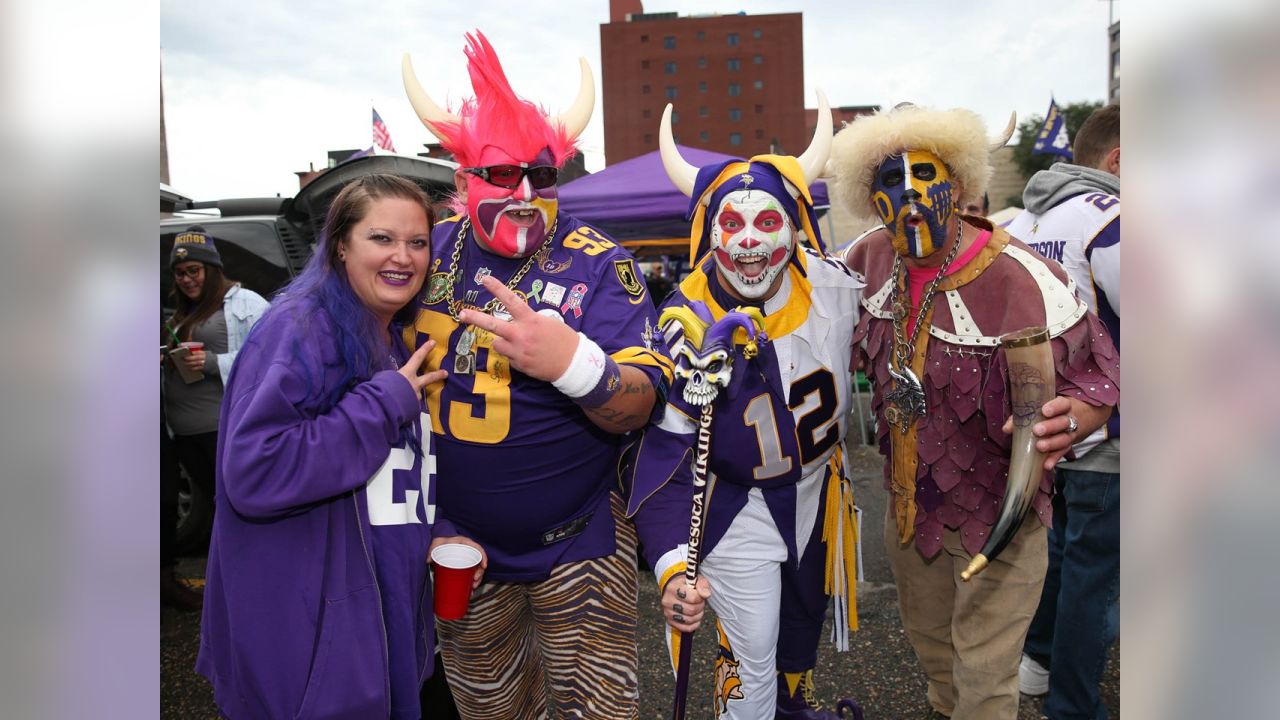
627, 248, 863, 588
1007, 191, 1120, 448
404, 214, 672, 582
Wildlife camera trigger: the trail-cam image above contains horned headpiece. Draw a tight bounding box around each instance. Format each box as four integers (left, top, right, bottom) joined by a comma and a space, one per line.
402, 31, 594, 169
826, 104, 1016, 212
659, 90, 833, 261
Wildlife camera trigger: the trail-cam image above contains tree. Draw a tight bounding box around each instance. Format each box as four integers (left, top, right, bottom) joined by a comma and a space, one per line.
1005, 100, 1105, 207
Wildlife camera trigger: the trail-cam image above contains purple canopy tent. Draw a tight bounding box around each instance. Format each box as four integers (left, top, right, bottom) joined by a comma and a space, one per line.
558, 145, 831, 254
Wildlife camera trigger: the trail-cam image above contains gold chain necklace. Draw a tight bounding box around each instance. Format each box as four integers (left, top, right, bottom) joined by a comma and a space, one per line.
444, 217, 557, 375
883, 221, 965, 434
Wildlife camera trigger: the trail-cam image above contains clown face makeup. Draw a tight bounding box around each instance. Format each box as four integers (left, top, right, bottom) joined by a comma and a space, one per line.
869, 150, 955, 259
464, 147, 559, 258
710, 190, 795, 300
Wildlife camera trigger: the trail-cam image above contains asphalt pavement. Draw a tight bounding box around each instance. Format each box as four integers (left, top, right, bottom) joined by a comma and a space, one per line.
161, 445, 1119, 719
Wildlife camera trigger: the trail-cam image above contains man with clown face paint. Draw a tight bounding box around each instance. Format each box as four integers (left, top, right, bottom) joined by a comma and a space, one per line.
627, 92, 866, 720
832, 104, 1119, 720
709, 187, 797, 299
401, 32, 672, 720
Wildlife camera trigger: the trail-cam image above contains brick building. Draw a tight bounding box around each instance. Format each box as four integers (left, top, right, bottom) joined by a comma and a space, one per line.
806, 104, 878, 137
600, 0, 805, 165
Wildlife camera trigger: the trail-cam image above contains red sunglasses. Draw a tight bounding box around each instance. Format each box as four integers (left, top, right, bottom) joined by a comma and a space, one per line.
463, 164, 559, 190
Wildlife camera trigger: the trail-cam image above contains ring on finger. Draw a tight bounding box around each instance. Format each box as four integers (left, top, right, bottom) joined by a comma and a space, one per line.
1066, 415, 1079, 435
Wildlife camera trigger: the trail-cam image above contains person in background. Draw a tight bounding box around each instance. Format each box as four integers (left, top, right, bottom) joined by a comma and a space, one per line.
830, 104, 1118, 719
645, 269, 675, 308
161, 226, 268, 609
401, 32, 670, 719
1006, 103, 1121, 720
196, 174, 479, 719
962, 192, 990, 217
160, 411, 201, 611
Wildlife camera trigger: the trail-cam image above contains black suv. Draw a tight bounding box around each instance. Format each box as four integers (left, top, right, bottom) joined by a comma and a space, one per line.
162, 154, 459, 311
162, 155, 458, 553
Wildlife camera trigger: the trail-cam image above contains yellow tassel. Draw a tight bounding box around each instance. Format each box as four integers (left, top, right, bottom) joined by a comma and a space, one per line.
822, 446, 859, 647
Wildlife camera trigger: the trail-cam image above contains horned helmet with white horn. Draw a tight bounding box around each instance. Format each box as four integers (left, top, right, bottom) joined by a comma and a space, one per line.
826, 103, 1015, 259
401, 32, 594, 259
660, 90, 833, 301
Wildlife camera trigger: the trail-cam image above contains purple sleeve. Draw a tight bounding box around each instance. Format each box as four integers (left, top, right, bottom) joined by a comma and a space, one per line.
581, 248, 673, 402
625, 424, 696, 569
431, 515, 461, 539
622, 304, 696, 565
220, 350, 420, 519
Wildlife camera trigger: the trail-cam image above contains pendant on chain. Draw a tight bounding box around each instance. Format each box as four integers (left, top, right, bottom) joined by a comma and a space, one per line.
454, 326, 477, 376
885, 360, 927, 434
426, 272, 452, 305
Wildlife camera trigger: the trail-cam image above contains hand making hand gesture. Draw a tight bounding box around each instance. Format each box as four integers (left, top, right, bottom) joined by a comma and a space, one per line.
458, 274, 581, 382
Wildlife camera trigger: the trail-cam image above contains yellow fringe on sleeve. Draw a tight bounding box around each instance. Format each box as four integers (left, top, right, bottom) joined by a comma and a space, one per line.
822, 446, 859, 650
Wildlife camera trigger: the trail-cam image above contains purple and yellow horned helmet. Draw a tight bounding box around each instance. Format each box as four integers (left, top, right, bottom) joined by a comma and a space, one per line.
659, 301, 767, 406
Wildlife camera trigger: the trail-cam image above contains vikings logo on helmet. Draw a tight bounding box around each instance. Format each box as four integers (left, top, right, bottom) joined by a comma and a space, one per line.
714, 620, 746, 716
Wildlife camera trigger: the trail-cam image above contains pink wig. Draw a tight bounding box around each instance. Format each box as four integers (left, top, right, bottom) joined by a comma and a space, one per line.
433, 32, 579, 169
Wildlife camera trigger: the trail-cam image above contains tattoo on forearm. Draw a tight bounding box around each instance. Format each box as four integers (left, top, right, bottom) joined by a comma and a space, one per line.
578, 369, 656, 431
620, 382, 652, 396
583, 405, 645, 428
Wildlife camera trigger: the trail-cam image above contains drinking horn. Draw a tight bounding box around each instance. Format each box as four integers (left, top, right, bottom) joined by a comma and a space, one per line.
961, 326, 1054, 580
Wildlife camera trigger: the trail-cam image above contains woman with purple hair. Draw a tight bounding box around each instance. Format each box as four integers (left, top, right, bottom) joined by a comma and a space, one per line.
196, 174, 483, 719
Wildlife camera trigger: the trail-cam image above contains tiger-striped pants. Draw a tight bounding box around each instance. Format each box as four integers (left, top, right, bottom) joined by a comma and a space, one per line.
436, 493, 640, 720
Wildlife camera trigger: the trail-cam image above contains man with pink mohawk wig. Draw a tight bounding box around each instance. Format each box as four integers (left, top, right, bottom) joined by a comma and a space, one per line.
401, 32, 672, 719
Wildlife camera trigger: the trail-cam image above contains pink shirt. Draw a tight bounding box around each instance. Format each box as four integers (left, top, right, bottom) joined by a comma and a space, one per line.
904, 229, 991, 337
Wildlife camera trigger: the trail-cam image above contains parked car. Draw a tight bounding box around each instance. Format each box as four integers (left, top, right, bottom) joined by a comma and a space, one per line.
161, 154, 458, 553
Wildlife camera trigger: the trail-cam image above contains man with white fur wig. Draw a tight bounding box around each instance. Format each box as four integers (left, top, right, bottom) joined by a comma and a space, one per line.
830, 105, 1119, 719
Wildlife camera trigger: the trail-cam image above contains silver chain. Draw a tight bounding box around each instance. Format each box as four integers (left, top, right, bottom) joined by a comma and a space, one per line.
443, 217, 558, 320
889, 221, 965, 374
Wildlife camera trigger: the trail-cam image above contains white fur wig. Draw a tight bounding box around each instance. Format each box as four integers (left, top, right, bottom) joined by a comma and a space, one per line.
828, 105, 997, 213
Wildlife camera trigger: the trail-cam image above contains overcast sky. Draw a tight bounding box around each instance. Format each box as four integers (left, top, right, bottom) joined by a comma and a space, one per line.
161, 0, 1122, 201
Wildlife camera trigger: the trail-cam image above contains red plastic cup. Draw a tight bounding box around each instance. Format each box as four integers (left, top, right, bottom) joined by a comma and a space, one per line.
169, 342, 206, 384
431, 543, 482, 620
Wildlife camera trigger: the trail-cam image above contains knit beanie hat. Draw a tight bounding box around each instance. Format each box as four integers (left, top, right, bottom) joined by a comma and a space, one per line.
169, 225, 223, 269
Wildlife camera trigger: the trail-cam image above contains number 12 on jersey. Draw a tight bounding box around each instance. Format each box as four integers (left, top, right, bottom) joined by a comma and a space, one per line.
743, 369, 840, 481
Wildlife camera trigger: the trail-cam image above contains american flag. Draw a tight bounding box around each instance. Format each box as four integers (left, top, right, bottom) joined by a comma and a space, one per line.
372, 108, 397, 153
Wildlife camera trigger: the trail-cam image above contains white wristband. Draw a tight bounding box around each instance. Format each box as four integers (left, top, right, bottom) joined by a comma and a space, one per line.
552, 332, 607, 399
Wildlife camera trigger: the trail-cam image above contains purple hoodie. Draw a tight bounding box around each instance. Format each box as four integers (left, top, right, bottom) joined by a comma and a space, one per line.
196, 301, 436, 719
